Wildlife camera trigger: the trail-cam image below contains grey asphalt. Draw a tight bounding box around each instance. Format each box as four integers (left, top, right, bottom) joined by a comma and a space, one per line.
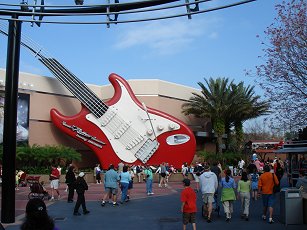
4, 182, 306, 230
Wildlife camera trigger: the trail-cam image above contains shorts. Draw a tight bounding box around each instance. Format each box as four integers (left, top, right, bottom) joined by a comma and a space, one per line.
161, 173, 166, 178
50, 179, 59, 189
202, 193, 215, 204
262, 194, 275, 207
182, 212, 196, 225
105, 187, 118, 195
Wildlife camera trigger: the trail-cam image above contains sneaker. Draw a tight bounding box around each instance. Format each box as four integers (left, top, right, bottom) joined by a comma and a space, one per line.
245, 216, 249, 221
150, 192, 154, 195
225, 218, 230, 222
57, 195, 61, 200
147, 193, 151, 196
207, 218, 212, 223
83, 210, 90, 215
127, 195, 130, 200
73, 212, 81, 216
262, 215, 266, 221
50, 197, 54, 201
158, 184, 162, 188
101, 201, 105, 206
164, 184, 168, 187
269, 218, 274, 224
112, 202, 119, 207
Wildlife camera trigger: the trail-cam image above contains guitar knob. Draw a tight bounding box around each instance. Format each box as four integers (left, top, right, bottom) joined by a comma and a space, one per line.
147, 129, 153, 135
157, 125, 164, 131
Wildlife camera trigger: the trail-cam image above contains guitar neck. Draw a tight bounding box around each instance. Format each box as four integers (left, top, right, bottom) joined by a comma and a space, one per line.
39, 57, 108, 118
0, 23, 108, 118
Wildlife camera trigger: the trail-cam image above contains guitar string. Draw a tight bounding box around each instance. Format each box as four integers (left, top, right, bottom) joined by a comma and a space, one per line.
20, 33, 145, 156
0, 22, 155, 159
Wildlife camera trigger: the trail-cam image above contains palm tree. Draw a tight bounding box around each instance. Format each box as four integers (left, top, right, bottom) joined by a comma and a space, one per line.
229, 83, 270, 150
182, 77, 236, 154
182, 78, 270, 154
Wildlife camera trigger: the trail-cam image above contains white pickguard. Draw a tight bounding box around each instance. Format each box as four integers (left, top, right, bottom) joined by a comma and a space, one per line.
86, 80, 180, 163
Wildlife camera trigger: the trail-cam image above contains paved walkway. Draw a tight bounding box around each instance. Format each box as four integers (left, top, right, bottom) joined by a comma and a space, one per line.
1, 179, 306, 230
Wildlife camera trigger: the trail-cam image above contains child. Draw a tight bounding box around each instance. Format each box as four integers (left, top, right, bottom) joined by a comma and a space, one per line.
181, 178, 197, 230
250, 168, 259, 200
73, 172, 90, 216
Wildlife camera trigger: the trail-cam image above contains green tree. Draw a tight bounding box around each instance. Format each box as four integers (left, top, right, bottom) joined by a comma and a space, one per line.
182, 77, 236, 154
182, 78, 270, 154
228, 83, 270, 151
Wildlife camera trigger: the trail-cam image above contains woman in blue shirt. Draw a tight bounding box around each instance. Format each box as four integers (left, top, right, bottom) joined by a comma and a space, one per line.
120, 165, 131, 203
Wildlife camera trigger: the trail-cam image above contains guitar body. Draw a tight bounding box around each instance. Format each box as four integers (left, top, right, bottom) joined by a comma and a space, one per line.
50, 73, 196, 169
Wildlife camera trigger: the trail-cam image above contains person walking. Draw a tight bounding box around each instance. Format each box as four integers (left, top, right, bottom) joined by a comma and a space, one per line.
258, 164, 279, 224
220, 169, 236, 222
119, 165, 131, 204
237, 171, 251, 221
65, 165, 76, 203
181, 179, 197, 230
136, 164, 143, 183
275, 161, 284, 185
250, 168, 259, 200
73, 172, 90, 216
159, 162, 167, 187
199, 165, 218, 223
101, 164, 120, 207
296, 170, 307, 192
127, 166, 135, 201
192, 162, 203, 192
144, 165, 154, 195
95, 164, 102, 184
238, 159, 245, 176
49, 166, 60, 201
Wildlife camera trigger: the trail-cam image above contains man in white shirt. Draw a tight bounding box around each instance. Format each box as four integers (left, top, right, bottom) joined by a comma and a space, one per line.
238, 159, 245, 176
199, 165, 218, 223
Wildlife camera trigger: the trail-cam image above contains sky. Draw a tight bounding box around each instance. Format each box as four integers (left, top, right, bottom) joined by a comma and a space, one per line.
0, 0, 281, 88
0, 0, 282, 129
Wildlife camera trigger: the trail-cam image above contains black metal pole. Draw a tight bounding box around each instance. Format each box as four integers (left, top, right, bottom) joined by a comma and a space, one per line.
1, 18, 22, 224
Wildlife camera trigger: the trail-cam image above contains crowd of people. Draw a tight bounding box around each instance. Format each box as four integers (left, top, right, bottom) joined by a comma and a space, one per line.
16, 155, 307, 229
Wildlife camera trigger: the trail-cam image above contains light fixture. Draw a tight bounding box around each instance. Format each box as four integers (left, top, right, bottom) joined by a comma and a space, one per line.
75, 0, 84, 5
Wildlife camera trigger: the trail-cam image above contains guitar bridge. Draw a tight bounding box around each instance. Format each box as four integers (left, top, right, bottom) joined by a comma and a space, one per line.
135, 139, 159, 163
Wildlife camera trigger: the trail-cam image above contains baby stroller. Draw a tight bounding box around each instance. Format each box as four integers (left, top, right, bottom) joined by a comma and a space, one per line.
27, 176, 51, 200
202, 192, 220, 219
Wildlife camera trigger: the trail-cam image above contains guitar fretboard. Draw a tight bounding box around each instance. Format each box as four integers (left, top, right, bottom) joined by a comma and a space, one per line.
39, 57, 108, 118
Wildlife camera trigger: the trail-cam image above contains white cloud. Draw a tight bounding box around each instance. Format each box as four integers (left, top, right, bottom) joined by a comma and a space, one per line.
114, 16, 222, 55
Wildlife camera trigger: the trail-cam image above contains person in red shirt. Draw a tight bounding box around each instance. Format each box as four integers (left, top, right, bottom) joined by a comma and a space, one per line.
50, 166, 61, 201
181, 178, 197, 230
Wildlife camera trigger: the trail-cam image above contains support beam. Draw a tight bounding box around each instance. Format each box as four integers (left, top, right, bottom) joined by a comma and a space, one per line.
1, 18, 22, 224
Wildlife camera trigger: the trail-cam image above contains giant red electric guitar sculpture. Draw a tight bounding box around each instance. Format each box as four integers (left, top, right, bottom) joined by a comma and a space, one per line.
17, 38, 196, 169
